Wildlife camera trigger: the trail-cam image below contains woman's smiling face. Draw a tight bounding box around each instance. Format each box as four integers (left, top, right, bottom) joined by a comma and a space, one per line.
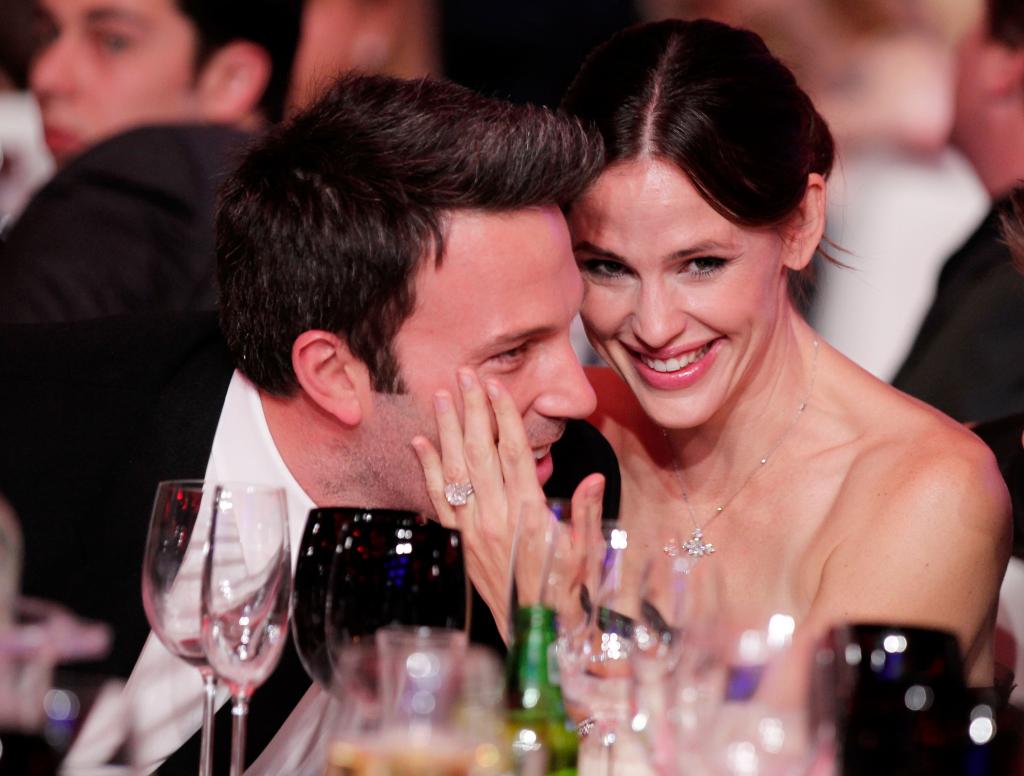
568, 157, 796, 430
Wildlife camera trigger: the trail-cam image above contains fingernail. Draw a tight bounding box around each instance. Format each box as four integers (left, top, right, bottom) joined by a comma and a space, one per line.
485, 380, 501, 400
434, 392, 451, 412
458, 369, 474, 390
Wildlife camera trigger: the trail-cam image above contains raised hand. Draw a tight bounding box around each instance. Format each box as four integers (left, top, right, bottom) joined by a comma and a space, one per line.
412, 368, 604, 643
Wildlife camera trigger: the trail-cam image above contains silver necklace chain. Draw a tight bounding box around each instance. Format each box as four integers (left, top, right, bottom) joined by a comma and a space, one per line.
662, 339, 820, 559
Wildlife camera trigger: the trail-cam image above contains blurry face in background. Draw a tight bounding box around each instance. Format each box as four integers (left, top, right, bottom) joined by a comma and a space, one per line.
950, 13, 989, 152
30, 0, 202, 165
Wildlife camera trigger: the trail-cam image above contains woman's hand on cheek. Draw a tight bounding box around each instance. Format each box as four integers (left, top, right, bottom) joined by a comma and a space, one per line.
411, 369, 546, 643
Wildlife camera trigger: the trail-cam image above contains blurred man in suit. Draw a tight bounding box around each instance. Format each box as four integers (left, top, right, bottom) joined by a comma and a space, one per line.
894, 0, 1024, 423
0, 0, 302, 323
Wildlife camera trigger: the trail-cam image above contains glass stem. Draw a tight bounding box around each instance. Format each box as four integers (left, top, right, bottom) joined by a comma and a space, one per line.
199, 669, 217, 776
230, 694, 249, 776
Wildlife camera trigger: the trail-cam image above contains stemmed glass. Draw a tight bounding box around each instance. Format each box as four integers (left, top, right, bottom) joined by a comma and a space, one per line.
141, 480, 219, 776
201, 482, 291, 776
560, 522, 647, 776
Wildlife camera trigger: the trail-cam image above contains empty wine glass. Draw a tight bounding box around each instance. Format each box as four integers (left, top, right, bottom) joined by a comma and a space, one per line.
141, 480, 217, 776
201, 483, 291, 776
559, 522, 652, 776
686, 614, 819, 776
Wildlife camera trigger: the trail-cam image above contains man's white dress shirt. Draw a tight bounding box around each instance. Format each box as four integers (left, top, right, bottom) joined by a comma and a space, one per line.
64, 370, 323, 773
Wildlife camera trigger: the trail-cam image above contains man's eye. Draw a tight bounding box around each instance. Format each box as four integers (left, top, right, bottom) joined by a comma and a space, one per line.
580, 258, 628, 279
493, 344, 528, 363
93, 31, 132, 53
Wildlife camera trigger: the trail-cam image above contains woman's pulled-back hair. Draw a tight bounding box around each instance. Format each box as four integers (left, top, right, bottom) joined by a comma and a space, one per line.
562, 18, 836, 298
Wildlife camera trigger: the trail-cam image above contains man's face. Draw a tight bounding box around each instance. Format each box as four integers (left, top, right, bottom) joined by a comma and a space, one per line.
360, 206, 598, 511
30, 0, 202, 164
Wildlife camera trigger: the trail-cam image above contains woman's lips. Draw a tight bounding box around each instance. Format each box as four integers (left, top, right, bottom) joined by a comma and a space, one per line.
630, 338, 722, 390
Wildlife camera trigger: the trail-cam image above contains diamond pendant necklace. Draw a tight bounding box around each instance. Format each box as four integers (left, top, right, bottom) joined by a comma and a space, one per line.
661, 339, 820, 559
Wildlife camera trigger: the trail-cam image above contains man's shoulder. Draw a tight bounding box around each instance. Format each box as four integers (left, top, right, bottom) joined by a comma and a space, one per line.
55, 123, 252, 194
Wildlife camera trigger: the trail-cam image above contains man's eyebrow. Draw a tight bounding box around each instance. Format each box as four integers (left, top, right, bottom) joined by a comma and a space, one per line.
84, 7, 150, 27
477, 325, 555, 355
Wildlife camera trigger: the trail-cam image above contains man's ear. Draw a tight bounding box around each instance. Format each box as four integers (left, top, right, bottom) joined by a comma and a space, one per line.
291, 330, 371, 427
195, 40, 271, 125
987, 42, 1024, 100
781, 173, 827, 272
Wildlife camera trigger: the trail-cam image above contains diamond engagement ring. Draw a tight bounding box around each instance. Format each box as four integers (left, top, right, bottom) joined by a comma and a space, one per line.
577, 717, 596, 738
443, 481, 474, 507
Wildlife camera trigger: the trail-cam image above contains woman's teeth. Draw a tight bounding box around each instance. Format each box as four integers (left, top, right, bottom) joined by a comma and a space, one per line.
640, 343, 710, 373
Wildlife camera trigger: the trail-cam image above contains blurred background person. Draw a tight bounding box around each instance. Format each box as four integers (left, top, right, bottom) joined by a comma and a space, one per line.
287, 0, 439, 112
893, 0, 1024, 424
0, 0, 52, 229
0, 0, 303, 324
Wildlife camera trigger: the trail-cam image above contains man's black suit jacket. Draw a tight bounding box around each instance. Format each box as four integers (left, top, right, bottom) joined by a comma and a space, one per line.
893, 199, 1024, 424
0, 124, 250, 324
0, 312, 620, 772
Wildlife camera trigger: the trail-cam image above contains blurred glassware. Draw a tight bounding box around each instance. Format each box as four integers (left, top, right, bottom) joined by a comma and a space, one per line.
687, 614, 818, 776
201, 483, 291, 776
326, 627, 506, 776
815, 623, 969, 776
0, 598, 112, 774
506, 499, 586, 776
557, 521, 645, 776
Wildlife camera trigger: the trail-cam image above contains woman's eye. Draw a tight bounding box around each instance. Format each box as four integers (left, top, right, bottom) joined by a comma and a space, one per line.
580, 258, 628, 279
686, 257, 726, 277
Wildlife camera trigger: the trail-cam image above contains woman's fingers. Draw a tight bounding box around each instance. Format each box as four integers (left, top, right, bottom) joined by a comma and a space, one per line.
457, 369, 504, 508
486, 378, 545, 503
411, 436, 458, 528
571, 473, 606, 544
433, 390, 471, 489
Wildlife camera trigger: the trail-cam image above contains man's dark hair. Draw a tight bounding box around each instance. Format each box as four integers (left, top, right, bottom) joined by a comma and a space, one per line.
988, 0, 1024, 48
217, 72, 604, 396
176, 0, 302, 123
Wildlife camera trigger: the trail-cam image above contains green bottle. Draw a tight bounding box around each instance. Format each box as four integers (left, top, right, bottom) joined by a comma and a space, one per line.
505, 604, 578, 776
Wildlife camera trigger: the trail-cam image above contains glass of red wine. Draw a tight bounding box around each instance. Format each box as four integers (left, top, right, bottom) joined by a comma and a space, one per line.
323, 508, 468, 670
287, 509, 468, 774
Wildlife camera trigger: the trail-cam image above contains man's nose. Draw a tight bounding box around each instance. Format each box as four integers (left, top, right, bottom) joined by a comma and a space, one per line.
30, 34, 77, 101
534, 338, 598, 421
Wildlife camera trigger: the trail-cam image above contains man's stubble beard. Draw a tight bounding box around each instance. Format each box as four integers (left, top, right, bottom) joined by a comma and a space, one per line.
318, 391, 437, 515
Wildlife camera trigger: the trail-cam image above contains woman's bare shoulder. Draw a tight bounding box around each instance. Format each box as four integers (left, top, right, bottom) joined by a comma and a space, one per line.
833, 380, 1010, 541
